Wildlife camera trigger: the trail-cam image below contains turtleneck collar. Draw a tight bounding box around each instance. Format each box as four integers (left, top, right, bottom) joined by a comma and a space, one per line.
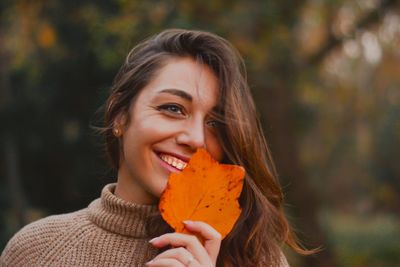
88, 183, 160, 238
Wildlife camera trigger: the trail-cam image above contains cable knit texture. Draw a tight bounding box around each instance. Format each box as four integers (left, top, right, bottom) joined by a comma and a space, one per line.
0, 184, 161, 267
1, 183, 290, 267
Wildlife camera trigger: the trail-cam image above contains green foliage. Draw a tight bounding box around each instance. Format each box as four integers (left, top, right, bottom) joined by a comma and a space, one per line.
322, 212, 400, 267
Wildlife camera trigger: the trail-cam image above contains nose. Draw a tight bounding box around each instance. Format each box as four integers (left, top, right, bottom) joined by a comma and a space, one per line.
175, 119, 206, 150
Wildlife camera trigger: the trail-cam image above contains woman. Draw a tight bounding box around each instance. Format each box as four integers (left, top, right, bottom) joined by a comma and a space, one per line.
1, 29, 309, 266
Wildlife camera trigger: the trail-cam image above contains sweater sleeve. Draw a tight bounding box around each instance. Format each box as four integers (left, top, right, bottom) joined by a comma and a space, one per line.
0, 215, 67, 266
1, 222, 47, 266
0, 210, 86, 267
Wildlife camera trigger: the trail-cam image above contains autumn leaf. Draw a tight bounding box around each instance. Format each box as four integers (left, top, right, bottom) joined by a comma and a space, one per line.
159, 148, 245, 239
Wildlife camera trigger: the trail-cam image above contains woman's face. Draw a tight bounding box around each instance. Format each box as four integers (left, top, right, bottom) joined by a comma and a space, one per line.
116, 57, 223, 204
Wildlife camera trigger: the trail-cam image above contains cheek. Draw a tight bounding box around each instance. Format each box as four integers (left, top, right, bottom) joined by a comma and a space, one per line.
206, 134, 224, 162
121, 122, 155, 157
124, 119, 176, 152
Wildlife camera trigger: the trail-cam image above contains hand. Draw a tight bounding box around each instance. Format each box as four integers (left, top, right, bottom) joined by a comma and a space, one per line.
146, 220, 222, 267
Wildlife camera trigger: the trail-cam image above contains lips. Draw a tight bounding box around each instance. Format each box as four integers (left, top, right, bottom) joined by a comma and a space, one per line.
158, 153, 188, 171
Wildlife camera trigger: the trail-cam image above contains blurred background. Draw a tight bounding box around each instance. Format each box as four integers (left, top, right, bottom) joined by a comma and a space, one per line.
1, 0, 399, 266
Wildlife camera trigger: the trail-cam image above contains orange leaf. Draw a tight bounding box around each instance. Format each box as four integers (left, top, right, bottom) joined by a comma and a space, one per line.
159, 148, 245, 239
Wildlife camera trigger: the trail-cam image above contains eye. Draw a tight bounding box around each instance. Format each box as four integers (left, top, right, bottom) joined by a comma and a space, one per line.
207, 119, 225, 133
206, 120, 219, 128
157, 104, 185, 115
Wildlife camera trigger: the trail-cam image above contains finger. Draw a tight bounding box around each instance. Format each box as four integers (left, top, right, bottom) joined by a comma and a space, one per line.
151, 247, 193, 266
150, 233, 210, 265
183, 220, 222, 262
145, 258, 185, 267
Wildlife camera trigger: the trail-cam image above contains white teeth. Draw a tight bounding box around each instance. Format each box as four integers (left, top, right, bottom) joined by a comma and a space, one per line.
160, 154, 187, 170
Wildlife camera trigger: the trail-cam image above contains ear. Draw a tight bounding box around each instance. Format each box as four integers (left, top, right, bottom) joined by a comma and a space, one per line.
113, 112, 128, 135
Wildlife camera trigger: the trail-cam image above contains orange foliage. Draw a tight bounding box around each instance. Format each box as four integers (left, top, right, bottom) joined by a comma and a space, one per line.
37, 23, 56, 48
159, 148, 245, 239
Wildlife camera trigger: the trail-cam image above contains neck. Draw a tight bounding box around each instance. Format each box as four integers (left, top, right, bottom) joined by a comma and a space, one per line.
115, 168, 158, 205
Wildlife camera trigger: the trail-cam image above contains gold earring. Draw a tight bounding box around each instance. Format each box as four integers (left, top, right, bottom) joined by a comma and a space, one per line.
113, 128, 121, 137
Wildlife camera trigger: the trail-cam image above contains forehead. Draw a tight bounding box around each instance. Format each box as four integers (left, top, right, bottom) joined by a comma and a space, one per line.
139, 57, 220, 107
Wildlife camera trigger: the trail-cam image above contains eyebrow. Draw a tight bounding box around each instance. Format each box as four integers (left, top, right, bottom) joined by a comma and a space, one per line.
158, 89, 193, 102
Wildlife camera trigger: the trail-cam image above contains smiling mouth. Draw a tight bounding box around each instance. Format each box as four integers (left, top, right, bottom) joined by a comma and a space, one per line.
159, 153, 188, 171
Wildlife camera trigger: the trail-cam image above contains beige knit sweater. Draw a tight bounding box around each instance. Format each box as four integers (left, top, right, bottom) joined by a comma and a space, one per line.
0, 184, 161, 266
1, 184, 290, 267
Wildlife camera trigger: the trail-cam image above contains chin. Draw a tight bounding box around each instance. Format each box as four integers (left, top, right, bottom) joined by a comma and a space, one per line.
155, 180, 168, 197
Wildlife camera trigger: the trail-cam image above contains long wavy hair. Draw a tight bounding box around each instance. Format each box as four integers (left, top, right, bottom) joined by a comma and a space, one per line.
103, 29, 311, 266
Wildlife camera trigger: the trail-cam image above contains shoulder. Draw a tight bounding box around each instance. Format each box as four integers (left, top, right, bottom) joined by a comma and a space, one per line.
262, 249, 290, 267
8, 208, 88, 244
1, 208, 88, 266
279, 252, 290, 267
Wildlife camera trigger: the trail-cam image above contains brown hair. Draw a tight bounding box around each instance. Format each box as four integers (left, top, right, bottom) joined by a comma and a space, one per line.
103, 29, 311, 266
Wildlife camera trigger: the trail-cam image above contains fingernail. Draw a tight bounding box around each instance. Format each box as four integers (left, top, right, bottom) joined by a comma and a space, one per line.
145, 260, 153, 266
183, 220, 193, 225
149, 237, 158, 243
